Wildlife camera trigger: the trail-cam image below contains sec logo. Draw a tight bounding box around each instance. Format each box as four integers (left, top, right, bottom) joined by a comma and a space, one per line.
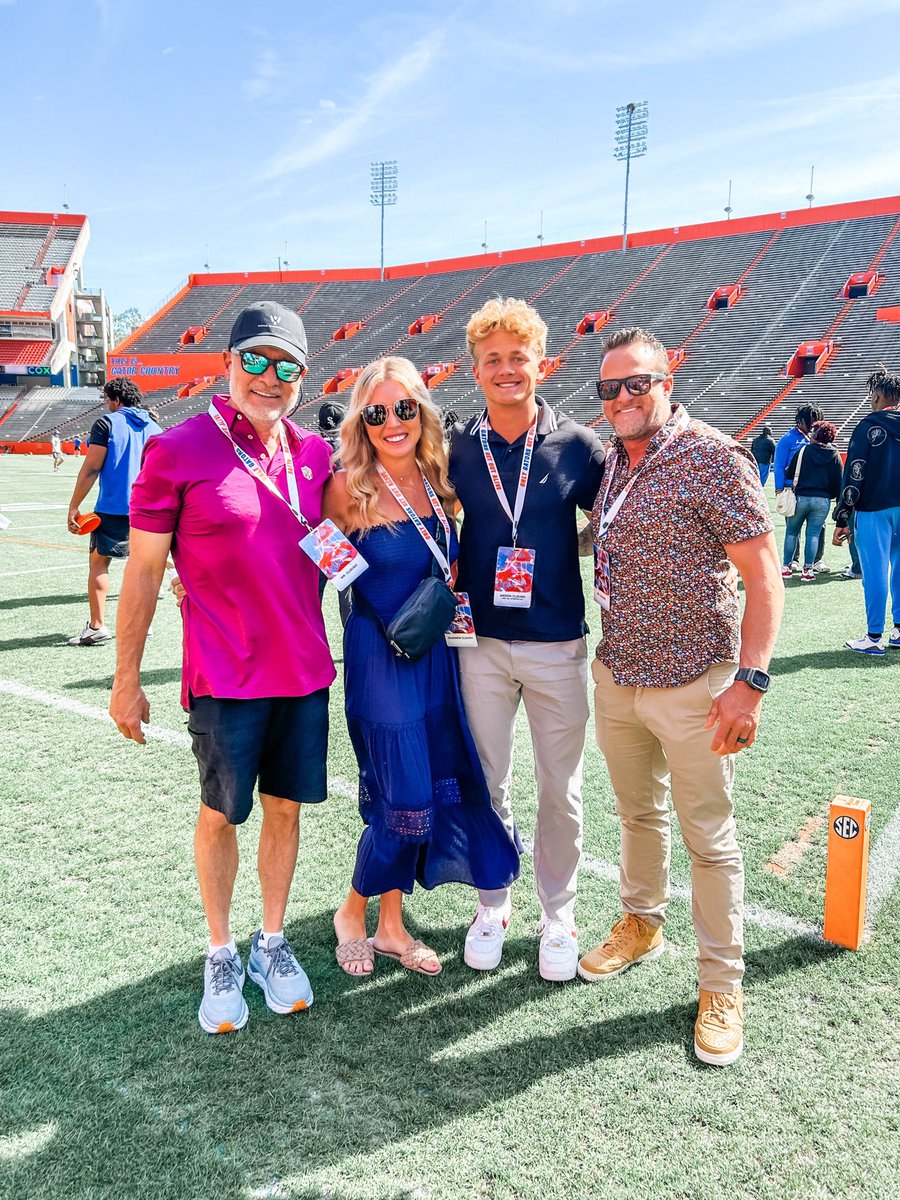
834, 815, 859, 840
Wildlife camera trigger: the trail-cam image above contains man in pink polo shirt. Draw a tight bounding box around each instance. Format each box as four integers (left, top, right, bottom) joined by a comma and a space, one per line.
110, 302, 336, 1035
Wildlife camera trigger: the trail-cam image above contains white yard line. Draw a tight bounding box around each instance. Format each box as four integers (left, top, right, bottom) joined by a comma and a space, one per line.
0, 523, 70, 531
0, 503, 68, 511
0, 563, 84, 578
0, 680, 893, 941
867, 800, 900, 920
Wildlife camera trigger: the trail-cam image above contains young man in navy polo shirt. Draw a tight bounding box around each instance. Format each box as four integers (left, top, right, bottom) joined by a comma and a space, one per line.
449, 297, 605, 980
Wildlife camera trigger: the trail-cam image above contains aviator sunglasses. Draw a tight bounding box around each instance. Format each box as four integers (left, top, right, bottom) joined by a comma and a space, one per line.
596, 372, 668, 402
237, 349, 306, 384
361, 397, 420, 426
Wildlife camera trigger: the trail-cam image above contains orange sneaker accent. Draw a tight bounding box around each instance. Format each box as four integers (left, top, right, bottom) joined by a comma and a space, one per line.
292, 1000, 308, 1012
217, 1021, 235, 1033
694, 988, 744, 1066
577, 914, 664, 982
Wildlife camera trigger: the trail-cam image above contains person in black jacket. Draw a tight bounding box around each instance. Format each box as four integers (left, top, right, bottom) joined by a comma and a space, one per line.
783, 421, 842, 582
835, 366, 900, 654
750, 425, 776, 486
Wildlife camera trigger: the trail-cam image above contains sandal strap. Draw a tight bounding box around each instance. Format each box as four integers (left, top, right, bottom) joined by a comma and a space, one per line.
336, 938, 375, 967
399, 939, 439, 969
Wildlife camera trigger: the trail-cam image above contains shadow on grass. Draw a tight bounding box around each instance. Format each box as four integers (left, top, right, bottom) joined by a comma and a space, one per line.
0, 593, 85, 611
64, 666, 182, 690
0, 633, 75, 651
770, 648, 898, 674
0, 914, 839, 1200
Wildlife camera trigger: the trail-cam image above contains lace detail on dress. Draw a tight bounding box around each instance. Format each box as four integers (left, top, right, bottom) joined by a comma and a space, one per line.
434, 777, 462, 806
385, 806, 432, 838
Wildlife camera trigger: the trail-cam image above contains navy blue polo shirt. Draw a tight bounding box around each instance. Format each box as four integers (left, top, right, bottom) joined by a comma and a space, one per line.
449, 400, 606, 642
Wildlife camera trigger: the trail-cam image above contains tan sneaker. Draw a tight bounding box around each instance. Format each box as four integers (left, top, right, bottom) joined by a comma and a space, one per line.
694, 988, 744, 1066
576, 914, 664, 982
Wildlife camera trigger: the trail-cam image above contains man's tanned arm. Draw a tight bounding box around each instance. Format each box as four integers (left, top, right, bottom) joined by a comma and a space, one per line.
705, 530, 784, 755
109, 528, 172, 744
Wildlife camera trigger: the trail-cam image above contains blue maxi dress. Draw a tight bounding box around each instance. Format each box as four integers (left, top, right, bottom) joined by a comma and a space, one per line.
344, 516, 521, 897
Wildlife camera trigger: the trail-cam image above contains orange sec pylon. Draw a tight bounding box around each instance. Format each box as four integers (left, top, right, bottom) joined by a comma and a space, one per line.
823, 795, 872, 950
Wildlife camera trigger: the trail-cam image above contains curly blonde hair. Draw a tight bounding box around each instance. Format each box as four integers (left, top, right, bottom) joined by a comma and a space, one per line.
466, 297, 548, 361
338, 356, 456, 530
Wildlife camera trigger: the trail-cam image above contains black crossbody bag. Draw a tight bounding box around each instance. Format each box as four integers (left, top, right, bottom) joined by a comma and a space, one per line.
354, 516, 458, 662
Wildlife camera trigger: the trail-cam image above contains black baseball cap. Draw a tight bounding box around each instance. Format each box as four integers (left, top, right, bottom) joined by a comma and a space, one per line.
229, 301, 308, 366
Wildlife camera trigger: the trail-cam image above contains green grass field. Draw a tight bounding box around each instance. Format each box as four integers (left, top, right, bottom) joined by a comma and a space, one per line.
1, 453, 898, 1200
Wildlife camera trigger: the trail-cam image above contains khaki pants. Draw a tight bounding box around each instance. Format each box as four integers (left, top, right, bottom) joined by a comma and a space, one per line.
460, 637, 589, 928
592, 658, 744, 992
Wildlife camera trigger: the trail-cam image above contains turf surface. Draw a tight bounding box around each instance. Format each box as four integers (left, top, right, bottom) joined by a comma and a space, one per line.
1, 454, 898, 1200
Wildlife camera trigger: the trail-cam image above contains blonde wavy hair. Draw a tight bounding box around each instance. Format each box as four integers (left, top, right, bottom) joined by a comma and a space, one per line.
466, 297, 548, 361
338, 356, 456, 530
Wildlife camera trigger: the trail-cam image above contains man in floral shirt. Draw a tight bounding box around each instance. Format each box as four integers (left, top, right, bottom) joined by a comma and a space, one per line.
579, 327, 784, 1067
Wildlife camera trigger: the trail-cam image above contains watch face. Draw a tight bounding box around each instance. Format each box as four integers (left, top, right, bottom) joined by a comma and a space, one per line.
739, 668, 770, 692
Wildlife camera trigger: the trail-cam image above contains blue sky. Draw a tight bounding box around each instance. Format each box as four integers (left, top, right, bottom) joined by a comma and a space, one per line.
5, 0, 900, 318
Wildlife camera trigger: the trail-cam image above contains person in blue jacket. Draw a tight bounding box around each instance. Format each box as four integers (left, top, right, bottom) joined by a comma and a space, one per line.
65, 378, 162, 645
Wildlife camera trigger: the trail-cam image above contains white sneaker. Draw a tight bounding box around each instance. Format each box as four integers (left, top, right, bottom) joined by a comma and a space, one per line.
888, 626, 900, 650
844, 635, 885, 656
813, 561, 831, 573
464, 903, 511, 971
538, 919, 579, 982
67, 622, 111, 646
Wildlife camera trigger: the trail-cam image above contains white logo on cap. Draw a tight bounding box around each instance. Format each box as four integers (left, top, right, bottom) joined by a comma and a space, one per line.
269, 311, 283, 326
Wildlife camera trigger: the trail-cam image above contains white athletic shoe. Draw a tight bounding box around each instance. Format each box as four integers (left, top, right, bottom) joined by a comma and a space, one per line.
844, 635, 885, 656
464, 903, 511, 971
538, 920, 579, 982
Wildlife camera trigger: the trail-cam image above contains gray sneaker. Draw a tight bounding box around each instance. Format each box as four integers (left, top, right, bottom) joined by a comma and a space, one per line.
198, 948, 249, 1034
67, 622, 111, 646
248, 932, 313, 1013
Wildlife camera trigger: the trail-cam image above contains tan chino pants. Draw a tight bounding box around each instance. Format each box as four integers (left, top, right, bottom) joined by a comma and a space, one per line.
460, 636, 589, 929
592, 658, 744, 992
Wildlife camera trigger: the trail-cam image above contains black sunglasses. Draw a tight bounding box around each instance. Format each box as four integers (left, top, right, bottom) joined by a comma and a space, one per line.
237, 349, 306, 384
361, 397, 420, 426
596, 372, 668, 402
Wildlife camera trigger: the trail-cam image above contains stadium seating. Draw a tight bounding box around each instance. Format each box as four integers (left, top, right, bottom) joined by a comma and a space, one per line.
14, 199, 900, 450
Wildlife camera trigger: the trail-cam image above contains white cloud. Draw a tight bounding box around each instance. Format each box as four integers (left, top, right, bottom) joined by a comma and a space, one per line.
319, 98, 336, 109
242, 48, 280, 102
161, 45, 175, 55
262, 34, 442, 179
500, 0, 900, 71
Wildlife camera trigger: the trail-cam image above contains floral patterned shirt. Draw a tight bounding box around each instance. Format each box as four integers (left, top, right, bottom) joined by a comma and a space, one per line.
592, 404, 772, 688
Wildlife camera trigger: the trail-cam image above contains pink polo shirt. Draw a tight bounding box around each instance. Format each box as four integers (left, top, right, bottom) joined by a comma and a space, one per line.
130, 394, 336, 708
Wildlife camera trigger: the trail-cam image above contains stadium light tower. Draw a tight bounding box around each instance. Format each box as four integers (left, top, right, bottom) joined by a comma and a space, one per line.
370, 160, 398, 283
537, 210, 544, 246
481, 219, 488, 254
614, 101, 648, 252
806, 165, 815, 208
724, 180, 733, 220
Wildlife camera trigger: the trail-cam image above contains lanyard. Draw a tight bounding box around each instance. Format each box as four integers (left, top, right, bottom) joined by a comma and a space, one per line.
377, 464, 452, 582
478, 413, 537, 546
596, 406, 690, 538
208, 402, 312, 531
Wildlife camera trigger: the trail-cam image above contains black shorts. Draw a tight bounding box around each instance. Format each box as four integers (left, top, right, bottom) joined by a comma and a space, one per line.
188, 691, 329, 825
90, 512, 131, 558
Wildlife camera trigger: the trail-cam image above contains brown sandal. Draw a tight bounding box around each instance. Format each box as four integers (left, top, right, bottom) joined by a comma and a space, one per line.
335, 937, 375, 976
372, 938, 442, 975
